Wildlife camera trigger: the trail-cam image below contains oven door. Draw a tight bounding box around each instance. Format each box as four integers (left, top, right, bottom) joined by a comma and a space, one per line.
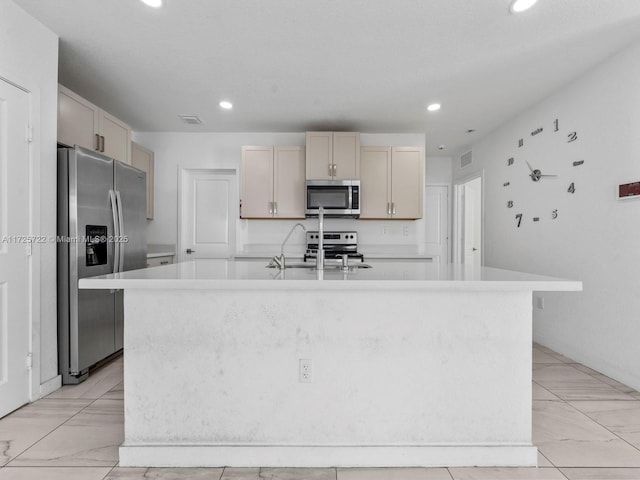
305, 180, 355, 217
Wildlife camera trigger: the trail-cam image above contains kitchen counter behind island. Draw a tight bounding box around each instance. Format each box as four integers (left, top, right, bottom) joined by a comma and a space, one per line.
80, 259, 581, 468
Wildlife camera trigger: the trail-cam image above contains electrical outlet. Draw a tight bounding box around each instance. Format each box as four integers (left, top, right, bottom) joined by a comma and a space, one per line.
299, 358, 312, 383
382, 226, 388, 236
403, 226, 409, 236
536, 296, 544, 309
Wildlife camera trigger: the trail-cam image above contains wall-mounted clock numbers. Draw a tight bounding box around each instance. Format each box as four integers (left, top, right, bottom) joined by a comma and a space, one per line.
505, 117, 583, 229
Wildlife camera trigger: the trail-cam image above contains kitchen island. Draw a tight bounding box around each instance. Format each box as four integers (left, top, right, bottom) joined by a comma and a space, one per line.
79, 259, 581, 468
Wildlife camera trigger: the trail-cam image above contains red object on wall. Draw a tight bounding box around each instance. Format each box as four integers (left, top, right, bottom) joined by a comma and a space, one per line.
619, 182, 640, 199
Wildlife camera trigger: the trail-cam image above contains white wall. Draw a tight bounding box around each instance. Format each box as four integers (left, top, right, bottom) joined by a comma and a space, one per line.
0, 0, 59, 392
425, 156, 453, 185
133, 132, 434, 256
453, 38, 640, 390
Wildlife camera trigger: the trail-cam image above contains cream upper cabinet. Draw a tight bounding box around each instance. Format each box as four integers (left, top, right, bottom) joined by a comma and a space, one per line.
390, 147, 424, 219
241, 146, 274, 218
360, 147, 391, 219
274, 146, 305, 218
100, 111, 132, 164
305, 132, 360, 180
58, 85, 100, 151
360, 146, 424, 219
241, 146, 305, 219
58, 84, 132, 164
131, 142, 155, 220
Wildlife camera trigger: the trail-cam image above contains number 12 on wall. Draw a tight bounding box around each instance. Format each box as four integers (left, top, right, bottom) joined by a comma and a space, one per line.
516, 213, 523, 228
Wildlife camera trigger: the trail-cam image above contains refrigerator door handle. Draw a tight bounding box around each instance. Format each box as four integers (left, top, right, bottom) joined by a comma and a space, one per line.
115, 190, 125, 273
109, 189, 120, 274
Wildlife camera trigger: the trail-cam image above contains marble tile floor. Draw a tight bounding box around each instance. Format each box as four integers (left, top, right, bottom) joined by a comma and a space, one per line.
2, 346, 640, 479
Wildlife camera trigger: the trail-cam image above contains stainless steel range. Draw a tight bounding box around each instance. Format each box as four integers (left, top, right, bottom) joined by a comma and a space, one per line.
304, 231, 364, 263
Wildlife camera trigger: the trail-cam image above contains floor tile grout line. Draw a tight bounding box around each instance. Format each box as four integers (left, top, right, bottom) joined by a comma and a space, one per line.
564, 402, 640, 456
4, 392, 122, 468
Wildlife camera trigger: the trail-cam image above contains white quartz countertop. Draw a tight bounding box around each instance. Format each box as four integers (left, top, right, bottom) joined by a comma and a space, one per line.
79, 259, 582, 292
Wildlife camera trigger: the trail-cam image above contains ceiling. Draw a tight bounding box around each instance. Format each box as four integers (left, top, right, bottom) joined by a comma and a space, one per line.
13, 0, 640, 155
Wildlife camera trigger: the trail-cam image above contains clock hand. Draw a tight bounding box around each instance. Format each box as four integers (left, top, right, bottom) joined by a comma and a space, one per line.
525, 161, 535, 174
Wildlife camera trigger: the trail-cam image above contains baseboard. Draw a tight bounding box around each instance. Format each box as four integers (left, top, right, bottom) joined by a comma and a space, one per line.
119, 445, 538, 468
39, 375, 62, 398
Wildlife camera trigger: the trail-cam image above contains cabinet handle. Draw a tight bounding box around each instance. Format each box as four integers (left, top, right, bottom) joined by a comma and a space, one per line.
268, 201, 273, 214
392, 202, 396, 215
328, 164, 333, 177
160, 261, 169, 265
387, 202, 391, 215
95, 133, 100, 151
100, 135, 105, 152
333, 164, 337, 176
274, 201, 278, 215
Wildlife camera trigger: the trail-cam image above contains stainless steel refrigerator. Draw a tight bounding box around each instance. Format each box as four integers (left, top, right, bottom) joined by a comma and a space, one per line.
57, 146, 147, 384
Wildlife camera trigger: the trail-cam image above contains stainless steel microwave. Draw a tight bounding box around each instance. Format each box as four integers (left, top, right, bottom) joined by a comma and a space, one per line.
305, 180, 360, 217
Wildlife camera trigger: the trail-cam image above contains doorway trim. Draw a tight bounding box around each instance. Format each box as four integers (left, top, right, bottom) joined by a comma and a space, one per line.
177, 167, 238, 262
453, 171, 484, 265
0, 68, 43, 404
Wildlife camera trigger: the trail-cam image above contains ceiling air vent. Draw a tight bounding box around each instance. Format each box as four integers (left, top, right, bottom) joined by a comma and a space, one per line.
178, 114, 203, 125
460, 151, 473, 168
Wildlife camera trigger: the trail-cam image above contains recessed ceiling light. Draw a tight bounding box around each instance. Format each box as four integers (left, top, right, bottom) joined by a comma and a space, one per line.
219, 101, 233, 110
140, 0, 162, 7
509, 0, 538, 13
427, 103, 441, 112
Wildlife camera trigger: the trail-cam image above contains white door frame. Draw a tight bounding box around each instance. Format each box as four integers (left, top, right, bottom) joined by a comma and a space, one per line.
0, 70, 42, 405
425, 182, 451, 264
177, 167, 238, 262
453, 171, 484, 265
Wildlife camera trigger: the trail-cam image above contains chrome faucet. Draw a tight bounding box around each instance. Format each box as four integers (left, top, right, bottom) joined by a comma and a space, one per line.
316, 206, 325, 270
271, 222, 306, 270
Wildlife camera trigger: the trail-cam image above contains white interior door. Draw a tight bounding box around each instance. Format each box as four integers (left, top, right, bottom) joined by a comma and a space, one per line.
463, 177, 482, 267
0, 79, 31, 417
180, 169, 237, 261
424, 185, 449, 264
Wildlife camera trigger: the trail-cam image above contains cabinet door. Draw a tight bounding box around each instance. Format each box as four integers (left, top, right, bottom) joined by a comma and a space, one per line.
391, 147, 424, 219
241, 146, 274, 218
100, 111, 131, 164
274, 146, 305, 219
131, 142, 154, 219
360, 147, 391, 219
305, 132, 333, 179
147, 255, 174, 268
333, 132, 360, 180
57, 84, 100, 150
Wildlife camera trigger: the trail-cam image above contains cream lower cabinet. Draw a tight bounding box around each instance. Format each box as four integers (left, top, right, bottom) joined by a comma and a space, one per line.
58, 84, 131, 164
241, 146, 305, 219
360, 146, 424, 219
131, 142, 155, 220
305, 132, 360, 180
147, 255, 174, 268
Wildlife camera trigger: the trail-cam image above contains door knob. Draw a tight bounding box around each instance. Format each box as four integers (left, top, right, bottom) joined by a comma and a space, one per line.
186, 248, 196, 254
472, 248, 478, 252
